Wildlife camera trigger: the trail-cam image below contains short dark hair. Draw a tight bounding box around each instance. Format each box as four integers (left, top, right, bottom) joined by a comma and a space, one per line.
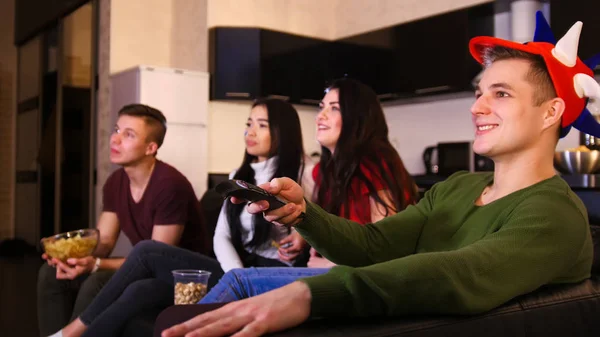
481, 46, 557, 106
118, 104, 167, 147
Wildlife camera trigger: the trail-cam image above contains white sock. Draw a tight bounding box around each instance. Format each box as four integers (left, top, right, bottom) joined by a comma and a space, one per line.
48, 330, 63, 337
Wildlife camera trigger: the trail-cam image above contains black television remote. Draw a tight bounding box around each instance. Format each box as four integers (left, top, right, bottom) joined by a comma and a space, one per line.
215, 179, 288, 211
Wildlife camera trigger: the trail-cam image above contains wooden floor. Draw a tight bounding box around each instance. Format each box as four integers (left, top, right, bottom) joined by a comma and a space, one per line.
0, 255, 43, 336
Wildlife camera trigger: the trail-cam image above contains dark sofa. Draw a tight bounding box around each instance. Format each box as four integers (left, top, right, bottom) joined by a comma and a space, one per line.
154, 278, 600, 337
152, 225, 600, 337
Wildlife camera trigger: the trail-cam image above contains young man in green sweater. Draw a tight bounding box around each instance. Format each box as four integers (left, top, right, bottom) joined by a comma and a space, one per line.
162, 12, 600, 337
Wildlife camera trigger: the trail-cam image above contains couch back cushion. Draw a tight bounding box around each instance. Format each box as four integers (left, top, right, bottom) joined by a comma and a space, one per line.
591, 225, 600, 274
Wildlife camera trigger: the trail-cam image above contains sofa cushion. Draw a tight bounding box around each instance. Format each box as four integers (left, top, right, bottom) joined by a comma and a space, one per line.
154, 278, 600, 337
591, 225, 600, 274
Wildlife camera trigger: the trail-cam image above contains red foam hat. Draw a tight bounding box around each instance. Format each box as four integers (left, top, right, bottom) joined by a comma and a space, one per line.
469, 12, 600, 138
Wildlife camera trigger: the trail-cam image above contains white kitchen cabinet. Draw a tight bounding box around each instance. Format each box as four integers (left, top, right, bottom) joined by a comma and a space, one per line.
110, 65, 209, 199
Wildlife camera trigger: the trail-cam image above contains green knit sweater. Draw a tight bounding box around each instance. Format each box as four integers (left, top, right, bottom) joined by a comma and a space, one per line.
296, 171, 592, 317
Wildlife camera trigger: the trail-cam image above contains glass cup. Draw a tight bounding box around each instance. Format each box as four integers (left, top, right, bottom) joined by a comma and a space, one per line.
172, 270, 211, 305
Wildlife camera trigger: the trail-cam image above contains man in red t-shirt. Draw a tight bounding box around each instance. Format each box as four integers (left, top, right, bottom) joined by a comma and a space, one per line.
37, 104, 210, 336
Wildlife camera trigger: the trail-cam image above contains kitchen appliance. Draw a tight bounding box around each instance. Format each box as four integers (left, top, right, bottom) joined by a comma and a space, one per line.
422, 141, 494, 176
554, 150, 600, 175
422, 146, 438, 175
579, 114, 600, 150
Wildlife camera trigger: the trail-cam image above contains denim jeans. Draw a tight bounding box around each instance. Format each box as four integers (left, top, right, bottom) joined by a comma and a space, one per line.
78, 240, 224, 337
200, 267, 330, 303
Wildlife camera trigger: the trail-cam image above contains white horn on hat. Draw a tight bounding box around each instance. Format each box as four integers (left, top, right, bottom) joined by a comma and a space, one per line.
574, 73, 600, 114
552, 21, 583, 67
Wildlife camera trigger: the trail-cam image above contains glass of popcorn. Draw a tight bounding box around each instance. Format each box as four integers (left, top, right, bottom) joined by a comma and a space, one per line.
172, 270, 211, 305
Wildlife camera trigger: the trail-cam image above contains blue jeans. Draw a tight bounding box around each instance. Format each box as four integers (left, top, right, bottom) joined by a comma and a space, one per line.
200, 267, 330, 303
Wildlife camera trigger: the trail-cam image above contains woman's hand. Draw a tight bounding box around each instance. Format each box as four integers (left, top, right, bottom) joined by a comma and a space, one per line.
277, 230, 307, 262
307, 248, 336, 268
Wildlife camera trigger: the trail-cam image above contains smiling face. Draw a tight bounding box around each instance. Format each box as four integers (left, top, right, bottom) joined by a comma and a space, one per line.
245, 104, 272, 162
316, 89, 343, 153
110, 115, 157, 166
471, 58, 563, 159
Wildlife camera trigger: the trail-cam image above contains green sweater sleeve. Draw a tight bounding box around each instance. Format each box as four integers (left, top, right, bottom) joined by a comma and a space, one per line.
294, 185, 434, 267
300, 191, 591, 317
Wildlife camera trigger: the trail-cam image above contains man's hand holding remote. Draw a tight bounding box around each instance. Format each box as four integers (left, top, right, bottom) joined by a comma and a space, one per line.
231, 177, 307, 227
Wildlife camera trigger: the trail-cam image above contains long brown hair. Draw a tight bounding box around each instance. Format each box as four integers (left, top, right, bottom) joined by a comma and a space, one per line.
316, 78, 417, 218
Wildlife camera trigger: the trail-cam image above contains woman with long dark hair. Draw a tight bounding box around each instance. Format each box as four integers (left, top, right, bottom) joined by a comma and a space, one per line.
307, 78, 417, 267
216, 98, 314, 270
53, 98, 313, 337
315, 77, 415, 222
194, 78, 418, 302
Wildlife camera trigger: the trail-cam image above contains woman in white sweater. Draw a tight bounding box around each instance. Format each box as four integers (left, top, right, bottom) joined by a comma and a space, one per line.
54, 98, 313, 337
214, 99, 314, 271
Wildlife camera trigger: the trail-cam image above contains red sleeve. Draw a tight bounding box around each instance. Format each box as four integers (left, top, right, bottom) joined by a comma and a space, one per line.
312, 163, 321, 186
152, 180, 190, 225
361, 159, 417, 206
102, 171, 119, 213
359, 161, 387, 194
405, 189, 416, 205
